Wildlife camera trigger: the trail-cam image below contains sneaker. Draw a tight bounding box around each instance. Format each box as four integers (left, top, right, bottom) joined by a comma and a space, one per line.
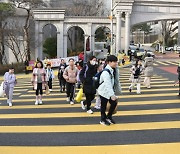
94, 106, 101, 110
106, 118, 116, 124
81, 101, 86, 110
87, 109, 93, 114
66, 97, 70, 102
70, 101, 74, 105
49, 89, 52, 92
39, 100, 43, 105
35, 100, 39, 105
100, 120, 110, 126
129, 88, 132, 92
9, 102, 12, 107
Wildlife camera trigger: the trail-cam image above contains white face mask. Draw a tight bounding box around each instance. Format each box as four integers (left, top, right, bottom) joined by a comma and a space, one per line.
90, 61, 96, 65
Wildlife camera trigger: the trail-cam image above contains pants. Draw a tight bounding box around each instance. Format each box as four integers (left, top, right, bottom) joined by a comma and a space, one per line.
36, 83, 43, 96
66, 82, 75, 101
4, 85, 14, 103
95, 95, 101, 108
100, 96, 117, 121
129, 79, 141, 94
83, 93, 95, 110
144, 77, 151, 88
48, 78, 52, 89
59, 79, 66, 91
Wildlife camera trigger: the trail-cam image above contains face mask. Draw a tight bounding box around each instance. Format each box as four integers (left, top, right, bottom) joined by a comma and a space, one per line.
91, 61, 96, 65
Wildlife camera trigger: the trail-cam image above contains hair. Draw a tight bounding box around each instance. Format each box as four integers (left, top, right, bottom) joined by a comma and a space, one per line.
89, 56, 96, 61
35, 61, 43, 68
9, 67, 14, 70
106, 55, 118, 62
46, 63, 51, 67
147, 53, 151, 57
69, 58, 74, 62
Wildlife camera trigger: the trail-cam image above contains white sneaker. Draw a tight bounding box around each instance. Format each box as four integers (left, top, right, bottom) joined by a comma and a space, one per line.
67, 97, 70, 102
9, 103, 12, 107
81, 101, 86, 110
49, 89, 52, 92
94, 106, 101, 110
39, 100, 43, 105
35, 100, 39, 105
70, 101, 74, 105
87, 109, 93, 114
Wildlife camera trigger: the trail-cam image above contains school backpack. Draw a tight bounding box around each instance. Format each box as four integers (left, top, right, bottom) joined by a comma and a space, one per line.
134, 67, 141, 79
92, 68, 112, 89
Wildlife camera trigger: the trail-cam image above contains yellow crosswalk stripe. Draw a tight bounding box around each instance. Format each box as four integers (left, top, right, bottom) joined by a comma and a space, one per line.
165, 61, 178, 65
155, 61, 169, 65
0, 99, 179, 110
0, 108, 180, 119
0, 143, 179, 154
18, 92, 177, 98
0, 121, 180, 133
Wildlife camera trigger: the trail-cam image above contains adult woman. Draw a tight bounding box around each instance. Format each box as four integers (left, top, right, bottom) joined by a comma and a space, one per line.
143, 54, 154, 89
80, 56, 97, 114
31, 61, 47, 105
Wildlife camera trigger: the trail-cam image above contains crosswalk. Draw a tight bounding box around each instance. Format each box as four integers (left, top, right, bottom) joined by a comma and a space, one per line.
154, 60, 179, 66
0, 68, 180, 154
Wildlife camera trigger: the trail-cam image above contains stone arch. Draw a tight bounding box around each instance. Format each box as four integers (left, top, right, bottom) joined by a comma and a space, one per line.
66, 25, 85, 56
65, 24, 87, 35
94, 26, 111, 42
42, 23, 58, 58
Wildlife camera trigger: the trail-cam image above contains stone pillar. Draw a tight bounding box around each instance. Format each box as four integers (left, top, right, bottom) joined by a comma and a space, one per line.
64, 34, 68, 58
116, 11, 122, 55
178, 21, 180, 46
125, 12, 131, 55
35, 21, 39, 60
38, 31, 43, 60
57, 22, 64, 58
84, 34, 89, 63
91, 35, 95, 54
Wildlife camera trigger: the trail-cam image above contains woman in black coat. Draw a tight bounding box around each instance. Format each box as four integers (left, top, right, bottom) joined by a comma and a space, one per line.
79, 56, 97, 114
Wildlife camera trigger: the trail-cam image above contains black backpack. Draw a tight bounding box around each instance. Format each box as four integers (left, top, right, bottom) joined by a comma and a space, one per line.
134, 67, 141, 79
92, 69, 112, 89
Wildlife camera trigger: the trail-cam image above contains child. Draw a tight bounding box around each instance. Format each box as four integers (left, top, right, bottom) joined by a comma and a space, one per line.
94, 64, 104, 110
129, 60, 143, 94
4, 67, 17, 107
46, 63, 54, 92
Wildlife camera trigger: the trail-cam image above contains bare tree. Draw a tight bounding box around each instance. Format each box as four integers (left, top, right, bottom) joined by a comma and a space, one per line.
9, 0, 46, 61
0, 2, 15, 64
161, 20, 176, 48
5, 18, 27, 63
66, 0, 106, 16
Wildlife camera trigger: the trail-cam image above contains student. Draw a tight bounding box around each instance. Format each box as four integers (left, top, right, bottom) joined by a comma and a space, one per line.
63, 58, 78, 105
98, 55, 121, 125
4, 67, 17, 107
80, 56, 97, 114
58, 59, 67, 92
31, 61, 47, 105
129, 60, 143, 94
46, 63, 54, 92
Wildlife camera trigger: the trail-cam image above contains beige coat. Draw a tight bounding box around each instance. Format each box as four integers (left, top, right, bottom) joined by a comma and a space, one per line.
63, 66, 78, 83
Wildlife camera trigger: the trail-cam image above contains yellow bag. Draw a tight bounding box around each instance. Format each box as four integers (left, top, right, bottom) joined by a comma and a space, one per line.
45, 85, 50, 95
75, 88, 83, 102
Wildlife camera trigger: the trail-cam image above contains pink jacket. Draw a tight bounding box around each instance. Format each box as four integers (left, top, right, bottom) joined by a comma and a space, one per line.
31, 68, 47, 90
63, 66, 78, 83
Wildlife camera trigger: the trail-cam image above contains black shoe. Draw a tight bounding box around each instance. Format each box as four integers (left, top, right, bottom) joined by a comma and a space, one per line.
129, 88, 132, 92
100, 120, 110, 126
106, 118, 116, 124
